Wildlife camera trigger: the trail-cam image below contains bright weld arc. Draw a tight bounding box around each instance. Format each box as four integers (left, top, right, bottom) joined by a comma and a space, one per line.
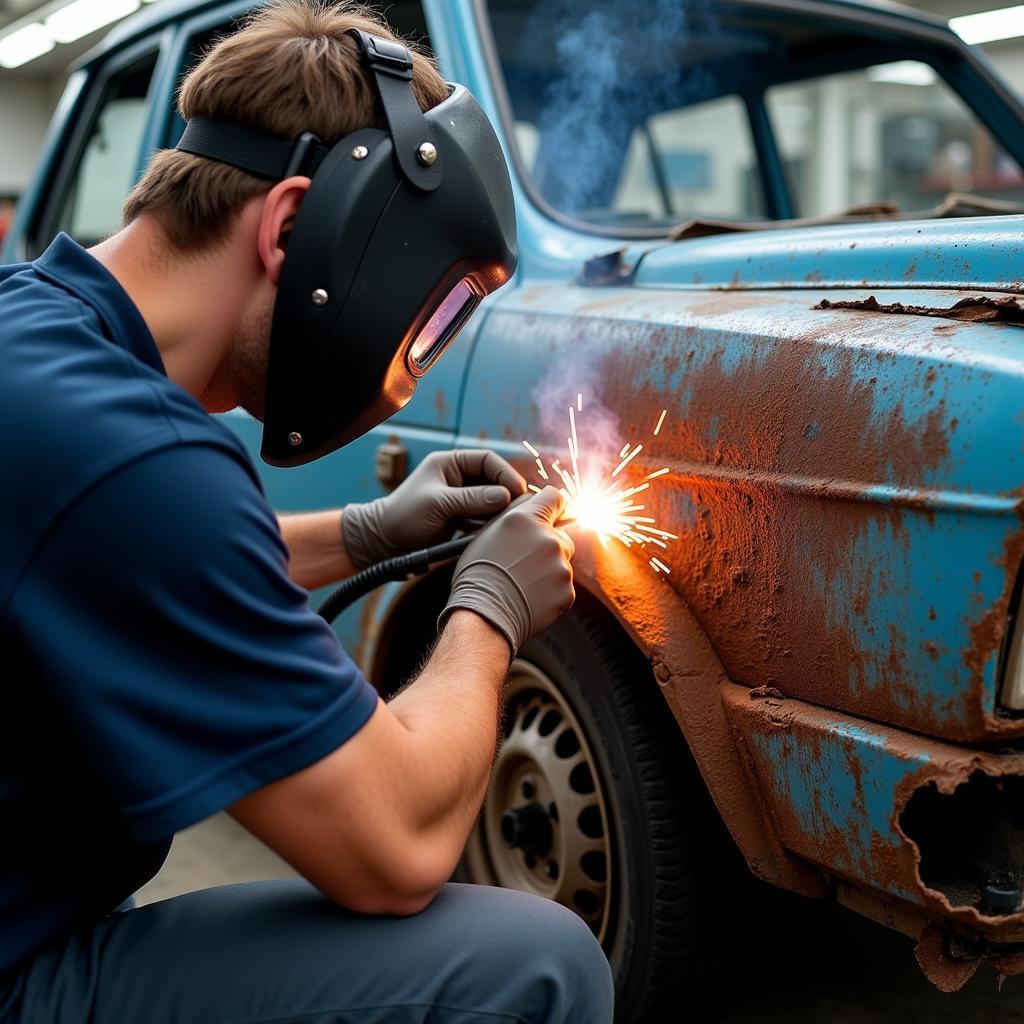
522, 397, 678, 570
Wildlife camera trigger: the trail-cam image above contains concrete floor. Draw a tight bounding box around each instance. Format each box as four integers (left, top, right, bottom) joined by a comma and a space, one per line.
134, 814, 296, 906
138, 815, 1024, 1021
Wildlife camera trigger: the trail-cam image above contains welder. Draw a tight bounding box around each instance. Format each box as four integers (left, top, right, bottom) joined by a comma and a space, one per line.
0, 3, 613, 1021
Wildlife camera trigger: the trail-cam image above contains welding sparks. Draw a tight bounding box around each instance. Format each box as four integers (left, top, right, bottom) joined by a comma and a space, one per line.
522, 397, 677, 570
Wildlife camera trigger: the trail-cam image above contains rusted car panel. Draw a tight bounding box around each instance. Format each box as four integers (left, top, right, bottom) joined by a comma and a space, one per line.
725, 682, 1024, 964
459, 267, 1024, 743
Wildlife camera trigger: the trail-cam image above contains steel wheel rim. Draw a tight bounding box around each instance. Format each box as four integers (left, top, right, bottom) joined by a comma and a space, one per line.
464, 658, 613, 942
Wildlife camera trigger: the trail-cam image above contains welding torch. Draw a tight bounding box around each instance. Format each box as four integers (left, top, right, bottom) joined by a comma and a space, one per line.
317, 495, 580, 625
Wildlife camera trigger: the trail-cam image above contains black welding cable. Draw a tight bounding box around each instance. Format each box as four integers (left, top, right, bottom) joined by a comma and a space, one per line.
317, 534, 474, 624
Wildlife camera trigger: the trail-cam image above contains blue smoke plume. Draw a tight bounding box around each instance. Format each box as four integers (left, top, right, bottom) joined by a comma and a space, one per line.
521, 0, 712, 217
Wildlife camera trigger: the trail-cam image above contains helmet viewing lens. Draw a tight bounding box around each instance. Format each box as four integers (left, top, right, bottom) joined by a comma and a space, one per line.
407, 278, 482, 374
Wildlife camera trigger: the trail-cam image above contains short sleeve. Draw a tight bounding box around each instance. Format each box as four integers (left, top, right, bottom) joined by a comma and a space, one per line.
10, 443, 379, 842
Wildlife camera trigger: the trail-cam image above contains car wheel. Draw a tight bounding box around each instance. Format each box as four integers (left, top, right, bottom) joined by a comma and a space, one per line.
461, 594, 738, 1022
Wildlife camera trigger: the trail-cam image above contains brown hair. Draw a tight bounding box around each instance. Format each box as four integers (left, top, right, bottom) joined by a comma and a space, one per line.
123, 0, 448, 251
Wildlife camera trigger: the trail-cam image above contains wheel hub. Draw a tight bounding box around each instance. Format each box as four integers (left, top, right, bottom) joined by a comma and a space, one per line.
464, 660, 612, 941
501, 801, 553, 855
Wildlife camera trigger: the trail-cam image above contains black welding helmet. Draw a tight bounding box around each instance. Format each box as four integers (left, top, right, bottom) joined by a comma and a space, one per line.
176, 30, 517, 466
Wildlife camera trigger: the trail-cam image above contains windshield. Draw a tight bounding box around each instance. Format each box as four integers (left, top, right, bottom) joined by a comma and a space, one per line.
484, 0, 1024, 233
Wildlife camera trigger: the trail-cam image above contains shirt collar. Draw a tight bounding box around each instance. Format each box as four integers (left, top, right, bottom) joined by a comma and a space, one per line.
33, 233, 166, 376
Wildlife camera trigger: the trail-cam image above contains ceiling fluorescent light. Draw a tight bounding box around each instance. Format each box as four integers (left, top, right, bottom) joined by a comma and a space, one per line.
951, 5, 1024, 45
867, 61, 936, 86
0, 22, 54, 68
45, 0, 139, 44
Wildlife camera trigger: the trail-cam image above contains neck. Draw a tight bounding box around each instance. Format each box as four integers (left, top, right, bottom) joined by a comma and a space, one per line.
89, 218, 243, 404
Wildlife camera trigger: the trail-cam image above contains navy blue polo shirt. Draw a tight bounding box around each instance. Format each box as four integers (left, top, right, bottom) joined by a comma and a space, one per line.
0, 234, 378, 983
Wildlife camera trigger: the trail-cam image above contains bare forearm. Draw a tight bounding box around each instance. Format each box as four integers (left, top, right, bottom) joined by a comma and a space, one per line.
387, 610, 510, 850
277, 510, 359, 590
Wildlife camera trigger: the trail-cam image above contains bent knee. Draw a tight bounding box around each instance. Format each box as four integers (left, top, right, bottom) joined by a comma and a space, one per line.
482, 888, 614, 1023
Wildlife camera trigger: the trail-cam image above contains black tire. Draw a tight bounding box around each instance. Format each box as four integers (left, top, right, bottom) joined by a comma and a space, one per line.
461, 592, 742, 1022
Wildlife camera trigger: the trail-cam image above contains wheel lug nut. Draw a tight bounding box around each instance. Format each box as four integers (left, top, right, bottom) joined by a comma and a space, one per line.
521, 777, 536, 799
548, 802, 559, 822
546, 860, 559, 879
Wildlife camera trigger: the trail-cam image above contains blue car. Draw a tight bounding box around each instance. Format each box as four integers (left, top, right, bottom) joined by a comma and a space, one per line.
9, 0, 1024, 1017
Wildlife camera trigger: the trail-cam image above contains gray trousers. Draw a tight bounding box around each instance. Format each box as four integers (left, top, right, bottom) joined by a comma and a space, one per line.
0, 881, 613, 1023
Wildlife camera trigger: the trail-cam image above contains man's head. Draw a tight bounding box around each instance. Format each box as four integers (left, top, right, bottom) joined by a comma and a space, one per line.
118, 0, 447, 417
125, 0, 447, 253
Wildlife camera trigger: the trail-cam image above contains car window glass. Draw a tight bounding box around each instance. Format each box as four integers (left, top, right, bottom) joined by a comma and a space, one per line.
616, 97, 763, 223
768, 61, 1024, 218
486, 0, 770, 231
53, 53, 157, 246
485, 0, 1024, 235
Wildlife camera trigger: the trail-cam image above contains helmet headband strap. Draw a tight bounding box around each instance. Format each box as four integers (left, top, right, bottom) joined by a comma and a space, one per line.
176, 118, 327, 181
175, 31, 443, 192
345, 29, 443, 192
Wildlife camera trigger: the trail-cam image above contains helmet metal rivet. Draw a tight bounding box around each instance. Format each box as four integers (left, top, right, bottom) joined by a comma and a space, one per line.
351, 145, 368, 160
416, 141, 438, 166
287, 431, 303, 447
311, 288, 329, 306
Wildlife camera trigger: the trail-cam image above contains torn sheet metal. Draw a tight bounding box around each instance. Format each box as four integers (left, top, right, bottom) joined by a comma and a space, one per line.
815, 294, 1024, 324
724, 682, 1024, 942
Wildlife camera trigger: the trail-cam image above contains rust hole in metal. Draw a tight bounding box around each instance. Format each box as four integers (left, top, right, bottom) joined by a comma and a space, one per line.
900, 771, 1024, 910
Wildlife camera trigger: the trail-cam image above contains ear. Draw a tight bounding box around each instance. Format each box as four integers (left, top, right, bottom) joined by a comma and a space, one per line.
256, 176, 312, 287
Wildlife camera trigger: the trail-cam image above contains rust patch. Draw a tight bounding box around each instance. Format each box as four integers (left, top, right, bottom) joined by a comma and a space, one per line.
815, 295, 1024, 325
725, 684, 1024, 947
964, 513, 1024, 715
686, 293, 776, 318
595, 321, 965, 735
915, 925, 981, 992
434, 389, 449, 422
571, 543, 824, 897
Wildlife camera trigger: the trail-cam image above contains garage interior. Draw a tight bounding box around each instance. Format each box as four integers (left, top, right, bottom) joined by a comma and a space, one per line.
3, 0, 1024, 1019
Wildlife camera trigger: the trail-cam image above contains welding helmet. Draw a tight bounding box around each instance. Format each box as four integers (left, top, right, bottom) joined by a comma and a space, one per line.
175, 30, 517, 466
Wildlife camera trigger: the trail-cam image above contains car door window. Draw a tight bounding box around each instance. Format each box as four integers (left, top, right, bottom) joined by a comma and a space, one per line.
767, 60, 1024, 218
51, 52, 157, 247
617, 97, 764, 223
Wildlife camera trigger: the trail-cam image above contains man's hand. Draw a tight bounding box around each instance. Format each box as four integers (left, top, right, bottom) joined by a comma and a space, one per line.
342, 449, 526, 569
439, 485, 575, 654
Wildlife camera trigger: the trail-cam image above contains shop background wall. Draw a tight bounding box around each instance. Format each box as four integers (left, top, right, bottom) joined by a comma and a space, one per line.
1, 1, 1024, 210
0, 75, 51, 195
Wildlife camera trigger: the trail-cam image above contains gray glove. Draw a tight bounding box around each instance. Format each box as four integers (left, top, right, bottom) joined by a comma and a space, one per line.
342, 449, 526, 570
438, 486, 576, 654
